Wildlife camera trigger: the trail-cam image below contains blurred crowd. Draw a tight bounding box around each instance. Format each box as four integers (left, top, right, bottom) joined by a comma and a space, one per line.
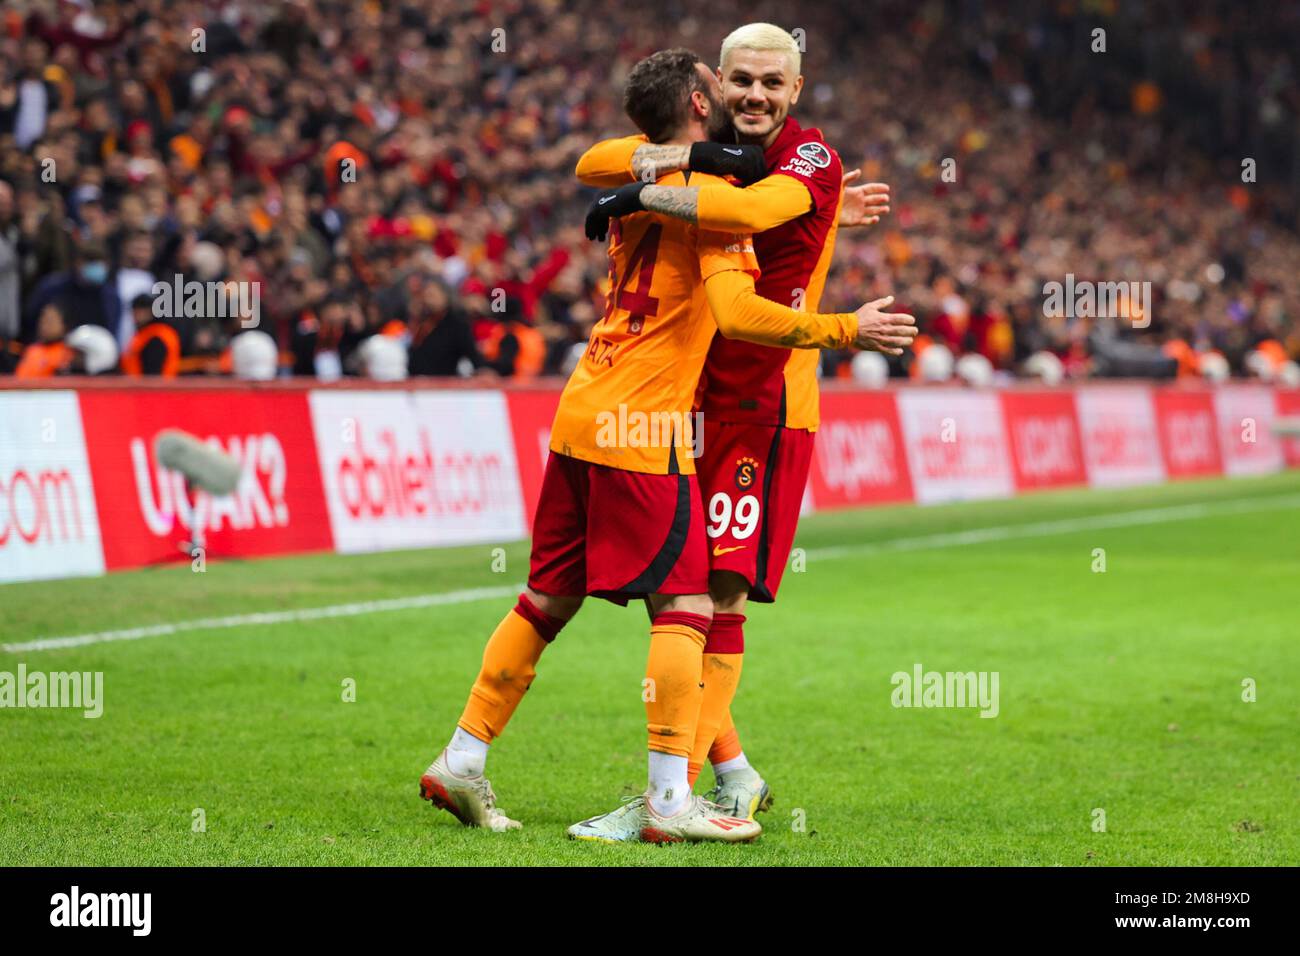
1, 0, 1298, 384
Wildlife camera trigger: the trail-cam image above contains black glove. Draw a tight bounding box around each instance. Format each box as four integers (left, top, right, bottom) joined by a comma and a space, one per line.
689, 142, 767, 185
585, 182, 648, 241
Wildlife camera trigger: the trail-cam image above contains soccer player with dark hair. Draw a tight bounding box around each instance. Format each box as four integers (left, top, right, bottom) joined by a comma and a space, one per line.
419, 47, 913, 843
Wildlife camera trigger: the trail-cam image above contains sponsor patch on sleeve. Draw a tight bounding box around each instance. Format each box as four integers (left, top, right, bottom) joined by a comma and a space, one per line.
796, 141, 832, 168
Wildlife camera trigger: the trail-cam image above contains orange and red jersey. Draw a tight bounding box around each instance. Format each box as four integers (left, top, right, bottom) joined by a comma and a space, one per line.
550, 170, 761, 476
576, 118, 846, 432
699, 118, 844, 430
552, 167, 859, 476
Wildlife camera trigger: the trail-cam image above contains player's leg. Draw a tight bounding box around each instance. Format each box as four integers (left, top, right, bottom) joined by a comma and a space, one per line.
643, 589, 712, 818
446, 585, 580, 775
686, 569, 747, 789
704, 707, 771, 816
690, 570, 771, 819
420, 454, 587, 830
691, 423, 816, 815
566, 463, 758, 843
710, 708, 746, 770
636, 588, 759, 843
689, 420, 771, 797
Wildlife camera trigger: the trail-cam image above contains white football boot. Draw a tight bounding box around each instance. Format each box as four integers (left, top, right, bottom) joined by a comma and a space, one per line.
419, 750, 521, 832
707, 766, 773, 821
566, 796, 649, 843
640, 794, 761, 843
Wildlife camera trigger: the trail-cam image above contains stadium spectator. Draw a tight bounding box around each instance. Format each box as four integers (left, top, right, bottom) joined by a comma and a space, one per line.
121, 292, 181, 377
0, 0, 1295, 383
3, 37, 59, 150
113, 230, 157, 350
0, 180, 19, 342
22, 236, 120, 342
406, 276, 491, 377
16, 300, 71, 378
290, 292, 365, 380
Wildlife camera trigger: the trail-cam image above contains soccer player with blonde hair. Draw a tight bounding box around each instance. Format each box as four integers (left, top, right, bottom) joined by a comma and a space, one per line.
573, 22, 900, 839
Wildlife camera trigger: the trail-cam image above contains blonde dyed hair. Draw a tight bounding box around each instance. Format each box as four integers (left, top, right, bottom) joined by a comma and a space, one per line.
719, 22, 801, 77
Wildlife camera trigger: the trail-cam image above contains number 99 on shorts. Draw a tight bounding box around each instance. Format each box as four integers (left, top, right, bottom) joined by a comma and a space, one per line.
707, 492, 761, 540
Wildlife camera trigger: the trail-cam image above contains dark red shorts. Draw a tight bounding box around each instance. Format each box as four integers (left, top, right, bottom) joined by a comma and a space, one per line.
696, 421, 815, 603
528, 452, 708, 604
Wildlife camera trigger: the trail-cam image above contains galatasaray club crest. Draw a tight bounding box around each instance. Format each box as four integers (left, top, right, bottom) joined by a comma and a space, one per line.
734, 456, 759, 490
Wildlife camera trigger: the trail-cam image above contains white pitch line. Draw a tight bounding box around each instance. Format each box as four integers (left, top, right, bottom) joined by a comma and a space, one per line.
2, 584, 523, 654
804, 491, 1300, 561
6, 491, 1300, 654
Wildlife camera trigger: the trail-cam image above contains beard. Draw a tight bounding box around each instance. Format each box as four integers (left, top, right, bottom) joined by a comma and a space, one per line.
705, 92, 736, 142
732, 109, 782, 144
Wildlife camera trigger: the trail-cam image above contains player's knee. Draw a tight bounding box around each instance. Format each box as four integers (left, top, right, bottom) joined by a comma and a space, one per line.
653, 592, 714, 622
708, 570, 750, 614
523, 587, 583, 622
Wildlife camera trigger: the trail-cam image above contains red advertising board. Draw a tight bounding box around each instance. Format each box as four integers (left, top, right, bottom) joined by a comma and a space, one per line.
808, 390, 913, 508
78, 390, 333, 569
1000, 390, 1088, 491
1152, 387, 1223, 479
1074, 385, 1166, 487
895, 389, 1015, 503
1277, 388, 1300, 468
1, 378, 1294, 587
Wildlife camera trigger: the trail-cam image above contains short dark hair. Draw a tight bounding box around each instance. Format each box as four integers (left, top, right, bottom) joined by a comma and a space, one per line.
623, 48, 708, 143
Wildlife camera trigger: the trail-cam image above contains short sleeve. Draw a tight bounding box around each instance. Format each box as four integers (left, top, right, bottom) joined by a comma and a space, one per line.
697, 229, 761, 283
770, 138, 842, 215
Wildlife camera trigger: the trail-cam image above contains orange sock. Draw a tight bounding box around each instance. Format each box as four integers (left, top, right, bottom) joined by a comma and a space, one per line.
687, 654, 743, 786
687, 612, 745, 786
457, 594, 564, 743
709, 716, 743, 765
644, 612, 710, 757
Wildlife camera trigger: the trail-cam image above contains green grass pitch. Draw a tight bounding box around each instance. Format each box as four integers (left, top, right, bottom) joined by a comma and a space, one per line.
2, 472, 1298, 866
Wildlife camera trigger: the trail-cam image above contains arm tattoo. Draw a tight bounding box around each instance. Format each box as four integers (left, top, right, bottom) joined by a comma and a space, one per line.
640, 185, 700, 224
630, 144, 690, 182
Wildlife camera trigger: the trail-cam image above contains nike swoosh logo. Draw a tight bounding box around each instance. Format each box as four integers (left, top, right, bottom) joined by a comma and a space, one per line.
712, 545, 747, 556
722, 148, 743, 155
598, 196, 615, 204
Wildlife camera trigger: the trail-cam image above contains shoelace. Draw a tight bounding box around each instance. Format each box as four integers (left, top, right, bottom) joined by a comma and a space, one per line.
611, 795, 645, 817
480, 781, 521, 828
478, 777, 501, 811
701, 786, 736, 815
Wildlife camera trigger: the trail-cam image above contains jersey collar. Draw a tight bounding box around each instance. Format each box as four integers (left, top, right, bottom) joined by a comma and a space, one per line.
764, 115, 805, 162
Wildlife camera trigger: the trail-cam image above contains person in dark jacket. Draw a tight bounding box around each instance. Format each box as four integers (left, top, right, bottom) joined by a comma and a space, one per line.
22, 238, 121, 342
291, 292, 367, 379
407, 277, 490, 377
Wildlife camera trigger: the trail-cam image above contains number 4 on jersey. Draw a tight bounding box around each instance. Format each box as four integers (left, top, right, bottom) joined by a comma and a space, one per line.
608, 221, 662, 335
